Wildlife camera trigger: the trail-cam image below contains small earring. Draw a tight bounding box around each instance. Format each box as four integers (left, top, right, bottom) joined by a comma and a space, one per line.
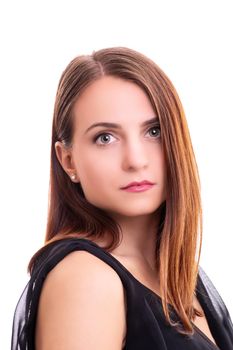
70, 174, 76, 181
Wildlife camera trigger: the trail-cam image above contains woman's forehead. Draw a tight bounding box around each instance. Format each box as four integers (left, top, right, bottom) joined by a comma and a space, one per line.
72, 76, 156, 134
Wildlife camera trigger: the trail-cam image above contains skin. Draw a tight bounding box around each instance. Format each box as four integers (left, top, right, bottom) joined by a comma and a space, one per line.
54, 75, 217, 347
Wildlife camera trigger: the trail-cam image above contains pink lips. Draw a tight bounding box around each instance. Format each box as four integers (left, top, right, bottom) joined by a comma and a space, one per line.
121, 180, 154, 192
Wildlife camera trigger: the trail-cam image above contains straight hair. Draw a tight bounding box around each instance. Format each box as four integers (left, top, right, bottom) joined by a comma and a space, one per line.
29, 46, 203, 334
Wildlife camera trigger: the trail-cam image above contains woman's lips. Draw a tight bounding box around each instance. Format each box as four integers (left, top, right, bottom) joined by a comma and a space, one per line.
120, 180, 155, 193
121, 184, 154, 192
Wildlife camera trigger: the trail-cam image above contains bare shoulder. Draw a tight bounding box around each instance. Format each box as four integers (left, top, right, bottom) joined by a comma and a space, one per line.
35, 250, 127, 350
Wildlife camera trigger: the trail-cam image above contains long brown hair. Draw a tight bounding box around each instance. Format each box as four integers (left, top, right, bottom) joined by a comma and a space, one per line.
29, 46, 203, 334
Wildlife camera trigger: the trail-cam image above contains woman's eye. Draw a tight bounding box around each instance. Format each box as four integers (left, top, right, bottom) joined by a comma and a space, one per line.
147, 125, 161, 138
94, 133, 115, 146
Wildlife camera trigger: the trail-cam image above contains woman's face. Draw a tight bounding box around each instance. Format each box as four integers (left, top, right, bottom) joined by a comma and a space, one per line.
57, 75, 166, 219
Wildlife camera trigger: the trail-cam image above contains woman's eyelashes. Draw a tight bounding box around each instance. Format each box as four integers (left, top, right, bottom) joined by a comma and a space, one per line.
93, 124, 161, 147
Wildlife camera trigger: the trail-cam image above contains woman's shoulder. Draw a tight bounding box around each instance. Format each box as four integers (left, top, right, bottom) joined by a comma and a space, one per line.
35, 245, 127, 349
37, 237, 126, 292
38, 240, 127, 302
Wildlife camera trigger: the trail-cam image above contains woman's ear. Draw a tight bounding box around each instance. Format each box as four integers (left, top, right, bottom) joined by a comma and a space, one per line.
54, 141, 80, 182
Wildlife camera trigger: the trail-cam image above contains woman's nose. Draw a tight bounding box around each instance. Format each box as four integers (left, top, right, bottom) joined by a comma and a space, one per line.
121, 139, 149, 171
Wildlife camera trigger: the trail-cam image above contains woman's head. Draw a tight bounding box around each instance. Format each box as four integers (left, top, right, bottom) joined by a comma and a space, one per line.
55, 75, 166, 224
36, 47, 202, 334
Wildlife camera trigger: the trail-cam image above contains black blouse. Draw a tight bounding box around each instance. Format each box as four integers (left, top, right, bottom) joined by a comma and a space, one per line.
11, 238, 233, 349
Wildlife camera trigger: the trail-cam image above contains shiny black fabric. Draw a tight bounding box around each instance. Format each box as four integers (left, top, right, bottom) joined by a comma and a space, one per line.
11, 238, 233, 349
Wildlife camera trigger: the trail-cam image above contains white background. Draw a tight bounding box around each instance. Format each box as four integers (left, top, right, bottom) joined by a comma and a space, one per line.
1, 0, 232, 348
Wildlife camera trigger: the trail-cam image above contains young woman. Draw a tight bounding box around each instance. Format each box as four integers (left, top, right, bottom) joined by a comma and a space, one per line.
11, 47, 233, 350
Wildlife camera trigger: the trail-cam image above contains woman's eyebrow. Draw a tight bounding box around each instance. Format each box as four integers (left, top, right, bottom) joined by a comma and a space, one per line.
84, 116, 159, 134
